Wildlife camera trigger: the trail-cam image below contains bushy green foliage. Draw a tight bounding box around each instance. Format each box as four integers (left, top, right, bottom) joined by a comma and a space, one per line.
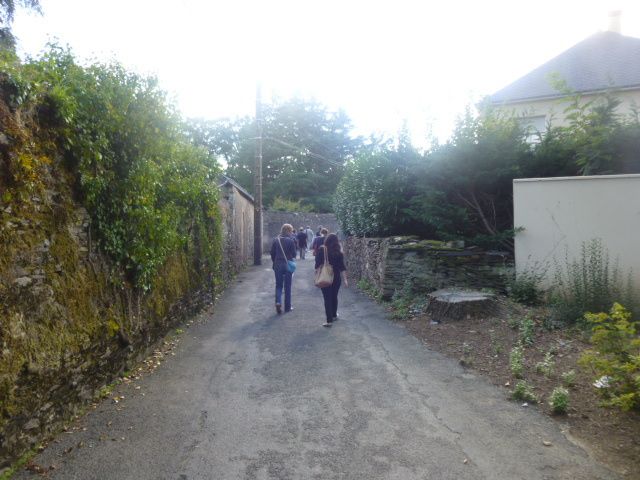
270, 196, 314, 213
579, 303, 640, 411
334, 93, 640, 249
334, 146, 423, 236
510, 345, 525, 378
334, 110, 529, 247
549, 387, 569, 414
2, 45, 222, 290
512, 380, 538, 403
551, 239, 636, 325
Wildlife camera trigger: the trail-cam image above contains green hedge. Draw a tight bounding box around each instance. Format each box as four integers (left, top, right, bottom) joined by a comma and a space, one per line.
1, 45, 222, 290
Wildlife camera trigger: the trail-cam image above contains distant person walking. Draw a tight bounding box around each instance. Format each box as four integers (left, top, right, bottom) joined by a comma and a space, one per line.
316, 225, 323, 237
315, 233, 348, 327
270, 224, 297, 314
305, 225, 315, 248
312, 228, 328, 255
296, 227, 308, 260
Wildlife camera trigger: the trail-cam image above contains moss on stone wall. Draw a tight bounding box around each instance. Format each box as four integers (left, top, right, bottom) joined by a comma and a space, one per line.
0, 66, 224, 471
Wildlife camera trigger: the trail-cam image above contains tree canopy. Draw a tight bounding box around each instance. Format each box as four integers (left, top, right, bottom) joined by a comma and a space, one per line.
334, 95, 640, 250
0, 0, 41, 49
187, 98, 364, 212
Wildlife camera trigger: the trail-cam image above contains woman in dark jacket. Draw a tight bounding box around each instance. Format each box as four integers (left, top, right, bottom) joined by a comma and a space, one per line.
270, 223, 297, 314
314, 233, 348, 327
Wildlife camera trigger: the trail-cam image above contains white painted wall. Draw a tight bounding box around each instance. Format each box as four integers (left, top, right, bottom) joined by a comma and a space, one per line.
513, 174, 640, 288
496, 89, 640, 137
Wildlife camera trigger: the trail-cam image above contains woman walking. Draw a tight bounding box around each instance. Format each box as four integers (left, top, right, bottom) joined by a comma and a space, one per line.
315, 233, 348, 327
270, 223, 297, 314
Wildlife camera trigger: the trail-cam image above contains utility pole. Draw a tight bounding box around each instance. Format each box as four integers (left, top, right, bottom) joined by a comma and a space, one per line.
253, 83, 263, 265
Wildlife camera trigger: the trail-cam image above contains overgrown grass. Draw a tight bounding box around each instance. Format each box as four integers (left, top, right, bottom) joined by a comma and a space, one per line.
551, 239, 636, 326
0, 448, 38, 480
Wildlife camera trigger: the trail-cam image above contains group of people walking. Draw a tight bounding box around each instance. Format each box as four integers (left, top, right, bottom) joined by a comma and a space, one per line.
270, 224, 348, 327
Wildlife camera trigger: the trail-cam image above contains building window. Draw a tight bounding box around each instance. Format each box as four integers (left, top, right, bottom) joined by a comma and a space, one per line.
517, 115, 546, 144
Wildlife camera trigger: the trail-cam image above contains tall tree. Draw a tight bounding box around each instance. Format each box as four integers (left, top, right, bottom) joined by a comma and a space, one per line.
187, 98, 363, 212
0, 0, 41, 50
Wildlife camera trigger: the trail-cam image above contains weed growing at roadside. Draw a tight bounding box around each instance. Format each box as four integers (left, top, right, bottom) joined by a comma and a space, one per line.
519, 316, 535, 345
549, 387, 569, 414
459, 342, 474, 366
551, 239, 636, 326
535, 352, 555, 377
507, 315, 520, 330
357, 278, 382, 301
508, 267, 545, 305
390, 280, 416, 320
561, 370, 576, 388
510, 345, 525, 378
489, 331, 503, 355
512, 380, 538, 403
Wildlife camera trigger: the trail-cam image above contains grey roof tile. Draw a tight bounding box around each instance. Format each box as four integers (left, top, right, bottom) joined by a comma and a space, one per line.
491, 31, 640, 103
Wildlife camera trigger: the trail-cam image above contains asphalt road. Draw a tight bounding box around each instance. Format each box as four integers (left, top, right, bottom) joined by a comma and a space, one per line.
17, 255, 618, 480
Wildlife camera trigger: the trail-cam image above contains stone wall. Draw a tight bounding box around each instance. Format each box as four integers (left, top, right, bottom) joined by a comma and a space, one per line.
344, 236, 514, 300
262, 211, 339, 253
0, 184, 252, 473
219, 179, 255, 278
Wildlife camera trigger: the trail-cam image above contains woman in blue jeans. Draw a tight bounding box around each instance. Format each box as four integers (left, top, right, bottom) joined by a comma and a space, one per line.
270, 223, 297, 314
315, 233, 348, 327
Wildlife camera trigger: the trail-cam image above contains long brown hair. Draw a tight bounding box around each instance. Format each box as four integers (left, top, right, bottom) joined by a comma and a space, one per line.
324, 233, 341, 257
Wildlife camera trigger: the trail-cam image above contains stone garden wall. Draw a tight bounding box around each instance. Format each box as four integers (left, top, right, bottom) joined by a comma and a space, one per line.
262, 211, 339, 253
344, 236, 514, 300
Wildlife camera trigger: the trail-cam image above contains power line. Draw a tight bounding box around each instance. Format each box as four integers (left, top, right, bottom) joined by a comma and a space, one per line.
248, 136, 344, 168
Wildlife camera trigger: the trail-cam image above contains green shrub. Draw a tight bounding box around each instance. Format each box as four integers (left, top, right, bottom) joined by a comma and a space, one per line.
561, 370, 577, 388
512, 381, 538, 403
551, 239, 636, 326
510, 345, 525, 378
508, 269, 545, 305
7, 45, 223, 290
519, 316, 535, 346
549, 387, 569, 414
535, 352, 555, 377
579, 303, 640, 411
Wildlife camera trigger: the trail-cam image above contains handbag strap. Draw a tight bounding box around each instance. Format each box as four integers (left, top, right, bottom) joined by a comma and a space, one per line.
322, 244, 328, 266
277, 236, 287, 260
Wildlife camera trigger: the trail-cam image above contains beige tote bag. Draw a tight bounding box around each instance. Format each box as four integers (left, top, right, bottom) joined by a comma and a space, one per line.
314, 245, 334, 288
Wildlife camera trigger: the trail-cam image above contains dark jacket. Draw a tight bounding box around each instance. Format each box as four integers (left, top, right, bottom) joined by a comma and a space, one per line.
296, 231, 308, 249
270, 235, 297, 268
311, 235, 325, 254
315, 247, 346, 276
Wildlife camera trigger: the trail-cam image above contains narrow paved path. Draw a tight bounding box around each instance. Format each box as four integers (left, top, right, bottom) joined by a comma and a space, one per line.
18, 256, 617, 480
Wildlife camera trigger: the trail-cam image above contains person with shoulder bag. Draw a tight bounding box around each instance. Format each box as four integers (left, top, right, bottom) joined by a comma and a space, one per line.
270, 223, 297, 314
314, 233, 348, 327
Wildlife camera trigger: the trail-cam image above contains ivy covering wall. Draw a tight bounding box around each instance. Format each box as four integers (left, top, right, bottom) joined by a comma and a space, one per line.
0, 46, 223, 469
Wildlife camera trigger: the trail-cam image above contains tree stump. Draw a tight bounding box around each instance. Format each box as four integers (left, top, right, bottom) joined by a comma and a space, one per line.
426, 288, 499, 322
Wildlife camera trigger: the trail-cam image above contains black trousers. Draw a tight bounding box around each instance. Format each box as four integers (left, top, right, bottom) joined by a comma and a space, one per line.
321, 274, 341, 322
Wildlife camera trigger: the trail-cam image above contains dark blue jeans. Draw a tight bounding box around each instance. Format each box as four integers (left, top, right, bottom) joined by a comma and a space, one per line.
274, 263, 293, 311
321, 274, 341, 322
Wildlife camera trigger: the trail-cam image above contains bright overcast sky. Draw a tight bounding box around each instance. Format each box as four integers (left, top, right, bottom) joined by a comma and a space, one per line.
12, 0, 640, 146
